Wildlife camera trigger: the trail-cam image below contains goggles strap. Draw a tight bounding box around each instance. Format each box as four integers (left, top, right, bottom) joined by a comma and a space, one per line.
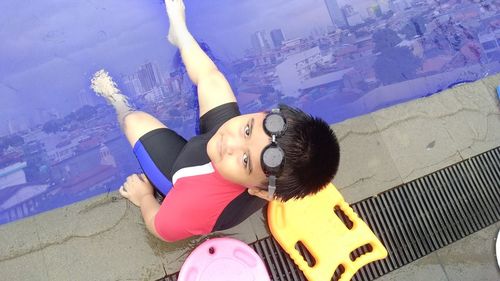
268, 175, 277, 199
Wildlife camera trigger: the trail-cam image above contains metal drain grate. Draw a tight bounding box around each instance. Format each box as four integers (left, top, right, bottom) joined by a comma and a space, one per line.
160, 147, 500, 281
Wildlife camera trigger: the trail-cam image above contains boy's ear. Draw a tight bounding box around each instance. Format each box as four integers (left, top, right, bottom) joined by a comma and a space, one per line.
248, 187, 273, 202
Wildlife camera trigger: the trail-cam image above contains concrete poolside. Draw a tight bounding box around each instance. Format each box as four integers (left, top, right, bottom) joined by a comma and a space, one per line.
0, 74, 499, 281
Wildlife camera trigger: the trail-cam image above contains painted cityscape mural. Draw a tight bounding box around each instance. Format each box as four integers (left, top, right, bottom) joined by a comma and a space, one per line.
0, 0, 499, 224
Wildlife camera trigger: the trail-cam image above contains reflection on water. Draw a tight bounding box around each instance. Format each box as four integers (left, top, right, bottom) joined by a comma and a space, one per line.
0, 0, 499, 225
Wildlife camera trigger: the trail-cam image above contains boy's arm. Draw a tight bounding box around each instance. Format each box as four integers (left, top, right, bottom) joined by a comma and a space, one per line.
139, 194, 167, 241
166, 0, 236, 117
119, 174, 168, 242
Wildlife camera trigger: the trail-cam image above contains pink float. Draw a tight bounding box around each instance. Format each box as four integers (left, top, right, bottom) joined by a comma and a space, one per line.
178, 237, 270, 281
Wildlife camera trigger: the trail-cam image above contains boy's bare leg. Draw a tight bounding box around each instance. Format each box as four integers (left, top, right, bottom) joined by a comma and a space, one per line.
165, 0, 237, 116
165, 0, 217, 85
90, 70, 167, 147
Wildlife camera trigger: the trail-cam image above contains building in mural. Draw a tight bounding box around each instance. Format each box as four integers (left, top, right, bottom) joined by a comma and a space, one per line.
251, 30, 272, 52
123, 62, 171, 103
342, 5, 364, 27
276, 46, 325, 96
270, 29, 285, 48
122, 73, 142, 98
324, 0, 348, 29
0, 162, 27, 190
479, 31, 500, 63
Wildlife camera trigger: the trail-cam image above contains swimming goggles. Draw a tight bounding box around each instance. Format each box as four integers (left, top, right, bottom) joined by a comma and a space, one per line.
261, 108, 287, 199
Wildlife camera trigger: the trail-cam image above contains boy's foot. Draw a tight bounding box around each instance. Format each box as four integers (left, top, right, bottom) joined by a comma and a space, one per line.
165, 0, 189, 48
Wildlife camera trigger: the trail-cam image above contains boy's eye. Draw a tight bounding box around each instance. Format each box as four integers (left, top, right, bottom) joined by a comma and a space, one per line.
243, 153, 249, 167
244, 124, 250, 137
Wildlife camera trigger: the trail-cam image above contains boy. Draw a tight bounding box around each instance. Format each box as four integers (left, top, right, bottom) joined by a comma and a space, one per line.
90, 0, 340, 242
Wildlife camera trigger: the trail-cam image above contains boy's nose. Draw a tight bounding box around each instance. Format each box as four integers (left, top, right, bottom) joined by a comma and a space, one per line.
225, 137, 244, 155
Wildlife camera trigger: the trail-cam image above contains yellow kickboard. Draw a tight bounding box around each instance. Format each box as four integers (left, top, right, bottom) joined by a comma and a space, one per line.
268, 183, 388, 281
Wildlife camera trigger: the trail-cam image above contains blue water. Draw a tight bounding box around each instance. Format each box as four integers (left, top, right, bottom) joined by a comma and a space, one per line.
0, 0, 499, 225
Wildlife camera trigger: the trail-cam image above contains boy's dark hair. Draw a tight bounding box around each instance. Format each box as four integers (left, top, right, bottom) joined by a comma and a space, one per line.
273, 104, 340, 201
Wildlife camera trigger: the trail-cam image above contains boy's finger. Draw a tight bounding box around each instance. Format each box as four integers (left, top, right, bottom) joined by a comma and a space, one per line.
130, 174, 141, 183
119, 186, 128, 197
247, 188, 258, 195
139, 174, 149, 182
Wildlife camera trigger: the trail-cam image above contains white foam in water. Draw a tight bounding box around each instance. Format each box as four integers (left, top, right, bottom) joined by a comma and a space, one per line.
90, 69, 120, 96
90, 69, 133, 125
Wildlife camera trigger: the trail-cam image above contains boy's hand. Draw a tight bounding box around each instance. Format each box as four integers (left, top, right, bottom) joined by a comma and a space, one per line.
119, 174, 154, 207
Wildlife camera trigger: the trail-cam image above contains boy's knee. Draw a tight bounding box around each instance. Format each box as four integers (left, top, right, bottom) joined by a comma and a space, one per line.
121, 111, 146, 128
122, 111, 141, 123
122, 111, 167, 135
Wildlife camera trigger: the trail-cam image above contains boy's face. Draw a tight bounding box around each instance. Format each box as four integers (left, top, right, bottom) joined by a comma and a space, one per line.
207, 112, 271, 198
